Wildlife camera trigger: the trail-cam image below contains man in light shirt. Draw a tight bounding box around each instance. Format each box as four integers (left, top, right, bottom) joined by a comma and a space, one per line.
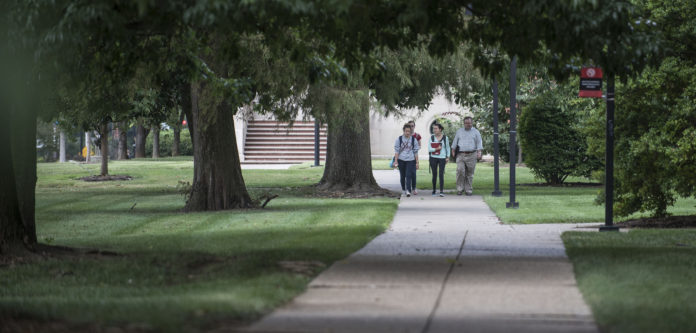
451, 116, 483, 196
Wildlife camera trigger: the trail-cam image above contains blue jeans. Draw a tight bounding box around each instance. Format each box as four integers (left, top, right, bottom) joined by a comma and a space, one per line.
398, 159, 416, 191
411, 164, 417, 189
430, 157, 447, 192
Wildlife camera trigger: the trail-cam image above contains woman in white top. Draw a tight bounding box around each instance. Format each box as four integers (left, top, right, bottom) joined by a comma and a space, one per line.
428, 123, 450, 196
393, 123, 420, 197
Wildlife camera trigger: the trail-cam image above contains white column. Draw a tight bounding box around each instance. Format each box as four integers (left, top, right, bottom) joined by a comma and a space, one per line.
85, 132, 91, 163
93, 131, 101, 157
234, 111, 247, 162
59, 131, 66, 162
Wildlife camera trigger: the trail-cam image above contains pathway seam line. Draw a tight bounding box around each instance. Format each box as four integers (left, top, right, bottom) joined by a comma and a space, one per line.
420, 230, 469, 333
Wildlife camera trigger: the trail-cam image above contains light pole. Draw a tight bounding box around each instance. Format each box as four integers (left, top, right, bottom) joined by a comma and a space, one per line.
492, 79, 502, 197
506, 56, 519, 209
600, 73, 619, 231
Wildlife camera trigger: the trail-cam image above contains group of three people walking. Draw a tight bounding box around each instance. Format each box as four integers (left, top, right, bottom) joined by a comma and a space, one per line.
393, 117, 482, 197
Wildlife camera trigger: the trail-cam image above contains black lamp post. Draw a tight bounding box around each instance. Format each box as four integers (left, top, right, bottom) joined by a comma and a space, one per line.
600, 73, 619, 231
492, 78, 502, 197
506, 56, 519, 209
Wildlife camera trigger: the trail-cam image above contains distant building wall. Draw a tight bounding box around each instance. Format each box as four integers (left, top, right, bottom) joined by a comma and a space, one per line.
235, 93, 469, 162
369, 94, 468, 159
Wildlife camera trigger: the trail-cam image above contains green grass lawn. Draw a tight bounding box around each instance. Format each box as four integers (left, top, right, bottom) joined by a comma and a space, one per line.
404, 162, 696, 224
9, 158, 696, 331
1, 159, 397, 331
334, 158, 696, 223
563, 230, 696, 333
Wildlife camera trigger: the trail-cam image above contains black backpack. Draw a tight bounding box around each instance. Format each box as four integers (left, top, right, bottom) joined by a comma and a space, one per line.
391, 136, 416, 168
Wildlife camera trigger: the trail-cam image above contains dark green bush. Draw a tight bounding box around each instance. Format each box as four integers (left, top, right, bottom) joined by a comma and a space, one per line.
519, 91, 599, 184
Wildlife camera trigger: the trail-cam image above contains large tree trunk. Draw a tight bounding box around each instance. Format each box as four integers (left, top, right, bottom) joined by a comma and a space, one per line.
135, 120, 147, 158
1, 47, 37, 252
1, 125, 27, 254
99, 122, 109, 176
117, 121, 128, 160
2, 103, 37, 253
317, 88, 383, 193
184, 81, 254, 211
152, 125, 160, 159
59, 130, 66, 162
9, 106, 38, 248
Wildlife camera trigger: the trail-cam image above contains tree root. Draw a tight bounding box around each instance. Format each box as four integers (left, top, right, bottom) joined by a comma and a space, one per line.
0, 240, 38, 260
260, 194, 279, 208
1, 243, 122, 266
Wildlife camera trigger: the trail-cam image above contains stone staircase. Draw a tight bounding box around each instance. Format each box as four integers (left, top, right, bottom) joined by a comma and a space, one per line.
243, 120, 327, 164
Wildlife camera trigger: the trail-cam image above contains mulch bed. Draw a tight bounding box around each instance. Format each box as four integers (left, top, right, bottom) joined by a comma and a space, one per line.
78, 175, 133, 182
616, 215, 696, 229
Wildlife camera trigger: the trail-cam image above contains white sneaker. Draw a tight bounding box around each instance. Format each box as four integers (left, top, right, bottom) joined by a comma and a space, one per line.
402, 190, 408, 196
439, 192, 445, 197
413, 188, 418, 195
406, 191, 411, 197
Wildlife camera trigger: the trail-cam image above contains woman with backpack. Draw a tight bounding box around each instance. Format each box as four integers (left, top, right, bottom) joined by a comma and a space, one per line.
393, 123, 419, 197
428, 123, 450, 197
407, 120, 422, 195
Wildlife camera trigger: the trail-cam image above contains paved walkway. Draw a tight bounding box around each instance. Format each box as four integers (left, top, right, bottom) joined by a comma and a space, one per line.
244, 170, 599, 333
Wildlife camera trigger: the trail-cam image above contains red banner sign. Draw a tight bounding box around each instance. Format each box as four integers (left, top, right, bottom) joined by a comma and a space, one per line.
579, 67, 603, 98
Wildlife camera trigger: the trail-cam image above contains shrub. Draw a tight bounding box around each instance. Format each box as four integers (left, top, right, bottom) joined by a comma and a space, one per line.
519, 91, 599, 184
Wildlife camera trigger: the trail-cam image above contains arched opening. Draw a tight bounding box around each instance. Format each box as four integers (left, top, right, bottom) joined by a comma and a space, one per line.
426, 112, 464, 142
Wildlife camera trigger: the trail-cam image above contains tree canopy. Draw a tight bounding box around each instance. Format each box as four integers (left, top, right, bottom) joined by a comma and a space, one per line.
1, 0, 675, 251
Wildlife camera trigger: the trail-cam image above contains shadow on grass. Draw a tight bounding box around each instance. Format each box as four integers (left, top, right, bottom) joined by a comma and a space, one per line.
39, 185, 322, 199
563, 230, 696, 333
39, 187, 182, 197
61, 223, 388, 261
39, 192, 397, 217
262, 200, 396, 212
479, 185, 600, 196
0, 224, 390, 331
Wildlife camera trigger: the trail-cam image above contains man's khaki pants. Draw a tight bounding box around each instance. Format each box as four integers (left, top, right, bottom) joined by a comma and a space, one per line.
456, 153, 477, 194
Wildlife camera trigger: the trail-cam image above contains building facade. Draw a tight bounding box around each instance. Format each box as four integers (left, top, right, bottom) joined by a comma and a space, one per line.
235, 94, 469, 163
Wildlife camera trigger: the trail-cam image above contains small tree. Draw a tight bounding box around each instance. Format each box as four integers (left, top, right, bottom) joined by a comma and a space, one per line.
519, 88, 599, 185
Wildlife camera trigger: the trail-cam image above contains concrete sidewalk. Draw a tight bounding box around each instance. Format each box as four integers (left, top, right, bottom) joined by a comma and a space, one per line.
244, 170, 599, 333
